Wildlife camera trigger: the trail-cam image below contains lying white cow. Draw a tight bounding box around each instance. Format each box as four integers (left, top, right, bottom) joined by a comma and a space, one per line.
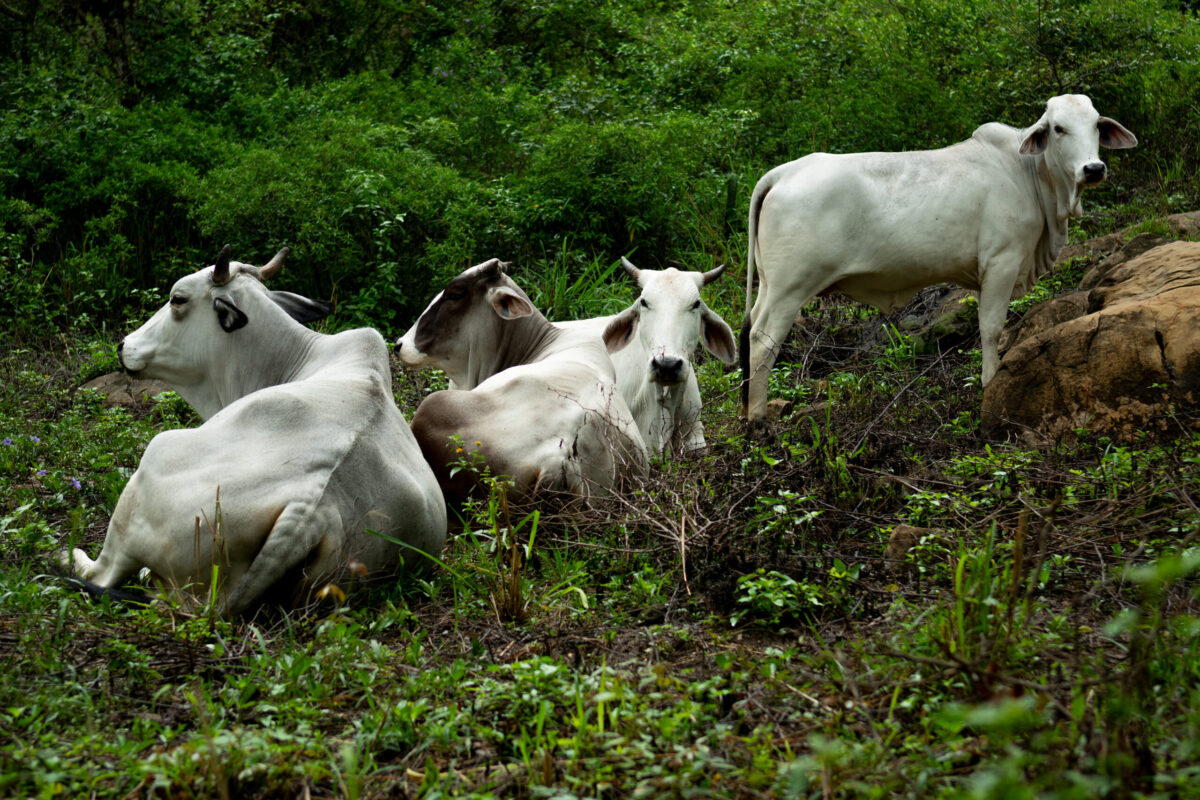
396, 258, 648, 505
558, 258, 737, 455
741, 94, 1137, 422
63, 246, 447, 616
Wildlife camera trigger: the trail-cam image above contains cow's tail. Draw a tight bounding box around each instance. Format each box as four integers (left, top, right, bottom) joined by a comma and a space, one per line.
60, 572, 149, 607
741, 170, 774, 412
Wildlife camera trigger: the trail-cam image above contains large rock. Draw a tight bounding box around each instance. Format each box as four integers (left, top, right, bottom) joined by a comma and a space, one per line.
998, 290, 1089, 352
80, 372, 174, 408
1168, 210, 1200, 238
1078, 232, 1173, 291
983, 241, 1200, 441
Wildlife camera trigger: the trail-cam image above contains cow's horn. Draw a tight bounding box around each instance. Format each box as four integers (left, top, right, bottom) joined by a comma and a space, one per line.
212, 244, 233, 285
701, 263, 727, 286
260, 247, 290, 279
620, 257, 640, 281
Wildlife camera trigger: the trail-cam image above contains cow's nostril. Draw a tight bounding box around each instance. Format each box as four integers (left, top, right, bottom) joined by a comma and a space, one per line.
651, 356, 685, 383
1083, 162, 1106, 183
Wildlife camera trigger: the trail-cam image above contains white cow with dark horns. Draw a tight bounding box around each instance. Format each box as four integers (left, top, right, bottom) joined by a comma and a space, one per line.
63, 246, 447, 616
396, 258, 648, 506
559, 258, 737, 455
741, 94, 1137, 423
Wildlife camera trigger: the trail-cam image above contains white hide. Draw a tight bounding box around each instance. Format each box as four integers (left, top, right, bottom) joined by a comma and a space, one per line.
65, 250, 447, 616
397, 259, 647, 501
558, 261, 737, 455
741, 94, 1137, 422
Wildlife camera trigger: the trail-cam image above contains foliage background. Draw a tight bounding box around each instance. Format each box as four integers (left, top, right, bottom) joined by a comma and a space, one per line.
2, 0, 1198, 334
3, 3, 1200, 798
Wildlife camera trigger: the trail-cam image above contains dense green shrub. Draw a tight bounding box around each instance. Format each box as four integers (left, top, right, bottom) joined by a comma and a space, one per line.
1, 0, 1198, 334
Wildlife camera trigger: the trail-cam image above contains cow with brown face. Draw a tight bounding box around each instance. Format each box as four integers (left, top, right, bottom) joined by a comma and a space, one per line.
396, 259, 648, 507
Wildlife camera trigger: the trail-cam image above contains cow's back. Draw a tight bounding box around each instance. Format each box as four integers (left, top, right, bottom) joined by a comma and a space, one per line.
413, 354, 644, 501
113, 328, 445, 599
756, 134, 1042, 307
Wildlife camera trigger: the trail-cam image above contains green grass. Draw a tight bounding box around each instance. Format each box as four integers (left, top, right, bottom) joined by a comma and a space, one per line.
4, 287, 1200, 798
4, 1, 1200, 794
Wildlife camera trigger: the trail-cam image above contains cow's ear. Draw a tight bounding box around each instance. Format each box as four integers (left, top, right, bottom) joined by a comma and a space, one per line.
488, 286, 534, 320
602, 306, 639, 354
1098, 117, 1137, 150
699, 304, 738, 365
1019, 116, 1049, 156
213, 297, 249, 333
270, 290, 334, 324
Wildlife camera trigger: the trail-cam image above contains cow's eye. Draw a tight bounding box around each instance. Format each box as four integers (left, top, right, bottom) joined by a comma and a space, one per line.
1054, 125, 1066, 135
444, 289, 466, 301
690, 300, 701, 311
169, 296, 188, 306
639, 298, 651, 309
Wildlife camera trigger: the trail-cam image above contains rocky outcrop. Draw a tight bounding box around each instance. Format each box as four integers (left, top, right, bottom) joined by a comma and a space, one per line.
983, 241, 1200, 441
80, 372, 173, 408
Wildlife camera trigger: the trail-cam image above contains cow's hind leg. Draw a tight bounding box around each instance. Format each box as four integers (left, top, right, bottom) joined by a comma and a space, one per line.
222, 501, 340, 617
745, 282, 814, 426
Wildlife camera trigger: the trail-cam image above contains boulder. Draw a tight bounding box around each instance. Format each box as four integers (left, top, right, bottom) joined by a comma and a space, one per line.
1168, 211, 1200, 238
983, 241, 1200, 441
998, 290, 1089, 352
1078, 232, 1173, 290
79, 372, 174, 408
1087, 239, 1200, 311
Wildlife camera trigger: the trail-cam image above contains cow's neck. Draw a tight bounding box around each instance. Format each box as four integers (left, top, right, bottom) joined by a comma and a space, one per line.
1030, 155, 1071, 268
460, 313, 562, 388
179, 326, 323, 420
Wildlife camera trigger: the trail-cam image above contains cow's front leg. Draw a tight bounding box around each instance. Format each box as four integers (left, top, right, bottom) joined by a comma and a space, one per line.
977, 257, 1022, 387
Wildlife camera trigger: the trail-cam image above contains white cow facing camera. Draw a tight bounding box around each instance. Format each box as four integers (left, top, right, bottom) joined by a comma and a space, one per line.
558, 258, 737, 455
741, 94, 1137, 424
64, 245, 447, 617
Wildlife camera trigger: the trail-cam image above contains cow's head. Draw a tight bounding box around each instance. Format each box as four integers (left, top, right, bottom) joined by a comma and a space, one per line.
118, 245, 332, 388
1019, 94, 1137, 217
396, 258, 536, 386
601, 259, 737, 387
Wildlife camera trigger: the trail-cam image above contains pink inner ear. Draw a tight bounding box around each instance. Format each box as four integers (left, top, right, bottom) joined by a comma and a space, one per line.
1019, 125, 1048, 156
602, 310, 638, 353
1099, 118, 1137, 149
701, 311, 738, 364
491, 288, 534, 319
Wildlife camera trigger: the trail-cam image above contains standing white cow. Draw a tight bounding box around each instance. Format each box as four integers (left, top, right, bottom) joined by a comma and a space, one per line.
558, 258, 737, 455
741, 94, 1137, 423
396, 258, 648, 506
63, 246, 447, 616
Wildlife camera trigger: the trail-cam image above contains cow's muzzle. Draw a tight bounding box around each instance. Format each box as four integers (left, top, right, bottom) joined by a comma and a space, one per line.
649, 355, 686, 386
1082, 162, 1107, 184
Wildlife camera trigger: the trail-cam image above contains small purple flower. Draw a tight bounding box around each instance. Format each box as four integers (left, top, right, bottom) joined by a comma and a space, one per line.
69, 477, 81, 490
36, 469, 46, 476
29, 435, 39, 443
1, 437, 11, 446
